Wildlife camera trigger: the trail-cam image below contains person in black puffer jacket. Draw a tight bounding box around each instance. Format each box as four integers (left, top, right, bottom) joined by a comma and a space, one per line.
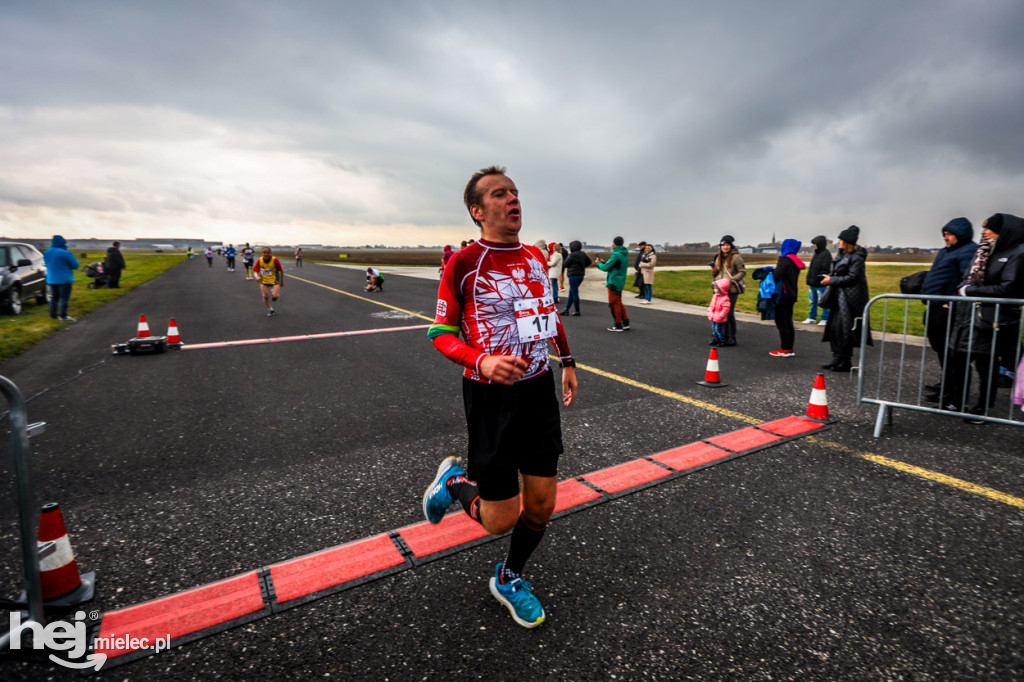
921, 217, 976, 386
561, 240, 592, 316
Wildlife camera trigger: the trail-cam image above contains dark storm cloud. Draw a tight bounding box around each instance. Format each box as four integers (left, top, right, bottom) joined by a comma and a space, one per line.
1, 1, 1022, 246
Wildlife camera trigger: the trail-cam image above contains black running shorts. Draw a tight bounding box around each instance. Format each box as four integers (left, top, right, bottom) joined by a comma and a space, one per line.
461, 370, 563, 501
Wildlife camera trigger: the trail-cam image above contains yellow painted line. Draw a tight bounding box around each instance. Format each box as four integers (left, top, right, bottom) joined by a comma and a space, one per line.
290, 275, 433, 321
807, 437, 1024, 509
574, 361, 760, 424
574, 361, 1024, 510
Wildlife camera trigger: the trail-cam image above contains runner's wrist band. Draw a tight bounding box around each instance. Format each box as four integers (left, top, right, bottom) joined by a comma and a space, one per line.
561, 359, 576, 368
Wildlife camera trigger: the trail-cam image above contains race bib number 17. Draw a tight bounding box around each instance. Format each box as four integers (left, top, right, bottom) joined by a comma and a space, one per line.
514, 296, 558, 342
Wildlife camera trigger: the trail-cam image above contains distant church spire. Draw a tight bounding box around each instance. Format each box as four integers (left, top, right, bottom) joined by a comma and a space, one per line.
772, 232, 776, 244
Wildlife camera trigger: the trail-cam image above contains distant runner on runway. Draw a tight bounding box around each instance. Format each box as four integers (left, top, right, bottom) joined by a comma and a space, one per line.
424, 165, 577, 629
224, 244, 237, 272
256, 247, 284, 316
241, 243, 256, 279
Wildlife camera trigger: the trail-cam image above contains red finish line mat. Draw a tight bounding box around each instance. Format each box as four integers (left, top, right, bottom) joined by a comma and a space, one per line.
553, 477, 604, 515
83, 415, 829, 673
757, 415, 827, 437
91, 570, 271, 667
650, 441, 732, 471
582, 458, 675, 498
268, 533, 408, 610
397, 509, 494, 564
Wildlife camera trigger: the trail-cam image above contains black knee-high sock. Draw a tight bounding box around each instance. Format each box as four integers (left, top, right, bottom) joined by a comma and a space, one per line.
502, 512, 548, 580
447, 476, 481, 523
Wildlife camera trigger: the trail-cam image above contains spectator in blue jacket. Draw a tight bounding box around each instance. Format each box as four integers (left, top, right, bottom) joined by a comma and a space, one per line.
43, 235, 80, 321
922, 217, 976, 397
770, 239, 805, 357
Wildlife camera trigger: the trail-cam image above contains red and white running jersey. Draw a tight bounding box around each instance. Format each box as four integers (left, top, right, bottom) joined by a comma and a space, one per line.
429, 239, 573, 383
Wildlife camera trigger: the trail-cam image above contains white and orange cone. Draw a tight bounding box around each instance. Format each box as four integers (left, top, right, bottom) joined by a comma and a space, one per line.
136, 314, 151, 338
166, 318, 182, 348
696, 348, 727, 388
38, 503, 85, 600
805, 373, 830, 420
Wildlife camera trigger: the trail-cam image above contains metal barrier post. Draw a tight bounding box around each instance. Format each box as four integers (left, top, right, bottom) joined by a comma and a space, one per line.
873, 403, 888, 438
0, 375, 46, 648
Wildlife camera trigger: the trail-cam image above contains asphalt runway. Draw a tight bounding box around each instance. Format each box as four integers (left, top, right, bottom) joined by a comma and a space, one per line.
1, 259, 1022, 680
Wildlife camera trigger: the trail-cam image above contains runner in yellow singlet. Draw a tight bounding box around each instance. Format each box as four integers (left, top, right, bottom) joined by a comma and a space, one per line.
256, 247, 284, 316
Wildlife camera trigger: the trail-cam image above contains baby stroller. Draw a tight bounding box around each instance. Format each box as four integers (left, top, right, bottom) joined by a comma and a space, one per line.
84, 262, 108, 289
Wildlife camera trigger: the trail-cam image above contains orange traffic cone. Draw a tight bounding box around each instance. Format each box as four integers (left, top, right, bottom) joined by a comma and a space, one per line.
136, 314, 151, 338
37, 503, 94, 604
696, 348, 727, 388
166, 318, 182, 348
805, 373, 830, 420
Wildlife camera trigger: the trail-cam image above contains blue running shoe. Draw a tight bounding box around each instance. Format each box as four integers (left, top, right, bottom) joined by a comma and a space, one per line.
489, 563, 545, 628
422, 457, 464, 524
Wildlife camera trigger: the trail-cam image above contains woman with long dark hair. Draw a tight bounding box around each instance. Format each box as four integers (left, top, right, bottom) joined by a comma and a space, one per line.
709, 235, 746, 346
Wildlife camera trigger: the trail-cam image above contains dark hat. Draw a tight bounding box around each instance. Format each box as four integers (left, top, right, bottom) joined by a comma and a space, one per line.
941, 217, 972, 243
719, 235, 734, 246
838, 225, 860, 245
613, 236, 624, 246
983, 213, 1004, 234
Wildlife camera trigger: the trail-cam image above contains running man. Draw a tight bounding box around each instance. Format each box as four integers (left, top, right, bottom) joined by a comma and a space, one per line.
255, 247, 284, 315
224, 244, 237, 272
424, 165, 577, 628
241, 243, 256, 279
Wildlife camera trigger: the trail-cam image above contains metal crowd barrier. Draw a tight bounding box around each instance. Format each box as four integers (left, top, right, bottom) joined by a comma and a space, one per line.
857, 293, 1024, 437
0, 375, 48, 649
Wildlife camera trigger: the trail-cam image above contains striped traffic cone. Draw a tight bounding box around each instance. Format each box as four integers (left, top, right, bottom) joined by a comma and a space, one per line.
805, 373, 830, 421
166, 318, 182, 348
696, 348, 727, 388
37, 502, 95, 605
136, 314, 151, 338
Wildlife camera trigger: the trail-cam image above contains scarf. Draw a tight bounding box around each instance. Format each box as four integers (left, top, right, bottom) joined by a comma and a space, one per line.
964, 237, 993, 286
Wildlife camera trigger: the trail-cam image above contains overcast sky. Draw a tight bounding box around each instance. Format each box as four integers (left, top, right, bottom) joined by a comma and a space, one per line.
2, 1, 1022, 249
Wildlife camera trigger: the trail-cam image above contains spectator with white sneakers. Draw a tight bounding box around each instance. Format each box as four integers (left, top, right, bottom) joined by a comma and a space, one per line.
803, 235, 832, 326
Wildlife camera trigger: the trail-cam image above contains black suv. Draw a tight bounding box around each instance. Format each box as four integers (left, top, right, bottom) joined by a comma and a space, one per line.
1, 241, 48, 314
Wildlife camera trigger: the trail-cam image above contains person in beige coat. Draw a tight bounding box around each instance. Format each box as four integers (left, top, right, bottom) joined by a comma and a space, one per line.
709, 235, 746, 346
638, 243, 656, 303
